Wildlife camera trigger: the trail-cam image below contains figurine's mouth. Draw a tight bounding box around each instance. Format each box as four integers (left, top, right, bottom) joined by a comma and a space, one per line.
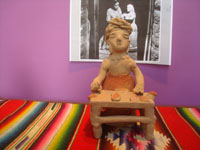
116, 42, 122, 45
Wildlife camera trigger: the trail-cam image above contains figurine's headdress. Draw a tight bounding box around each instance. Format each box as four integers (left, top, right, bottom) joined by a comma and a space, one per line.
105, 17, 132, 43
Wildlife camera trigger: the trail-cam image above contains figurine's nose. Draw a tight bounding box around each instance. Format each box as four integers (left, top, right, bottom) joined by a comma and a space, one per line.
117, 38, 121, 42
116, 35, 122, 42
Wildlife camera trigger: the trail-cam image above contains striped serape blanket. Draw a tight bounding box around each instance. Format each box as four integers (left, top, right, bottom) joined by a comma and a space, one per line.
0, 100, 199, 150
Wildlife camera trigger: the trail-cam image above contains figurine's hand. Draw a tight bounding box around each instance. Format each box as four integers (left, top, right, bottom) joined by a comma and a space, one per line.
91, 78, 102, 92
133, 84, 144, 94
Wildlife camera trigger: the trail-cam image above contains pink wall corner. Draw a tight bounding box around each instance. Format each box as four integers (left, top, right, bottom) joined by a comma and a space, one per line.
0, 0, 200, 106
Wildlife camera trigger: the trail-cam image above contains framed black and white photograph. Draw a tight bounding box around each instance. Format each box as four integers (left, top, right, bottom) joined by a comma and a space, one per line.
70, 0, 173, 65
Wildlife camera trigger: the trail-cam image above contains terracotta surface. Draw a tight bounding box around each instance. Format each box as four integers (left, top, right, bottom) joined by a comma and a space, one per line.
89, 90, 156, 140
102, 73, 135, 91
89, 18, 156, 140
91, 18, 144, 94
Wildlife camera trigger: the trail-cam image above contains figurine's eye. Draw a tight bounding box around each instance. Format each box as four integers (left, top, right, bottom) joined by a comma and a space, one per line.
110, 33, 116, 38
123, 34, 129, 39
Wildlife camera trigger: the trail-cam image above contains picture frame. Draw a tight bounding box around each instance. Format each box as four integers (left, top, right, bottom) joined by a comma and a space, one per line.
70, 0, 173, 65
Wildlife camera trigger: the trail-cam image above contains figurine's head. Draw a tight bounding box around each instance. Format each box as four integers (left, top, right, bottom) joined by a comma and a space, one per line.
105, 17, 132, 54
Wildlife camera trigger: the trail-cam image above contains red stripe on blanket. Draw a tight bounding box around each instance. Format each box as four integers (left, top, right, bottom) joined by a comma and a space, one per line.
0, 100, 25, 121
0, 101, 34, 129
69, 105, 99, 150
157, 107, 200, 150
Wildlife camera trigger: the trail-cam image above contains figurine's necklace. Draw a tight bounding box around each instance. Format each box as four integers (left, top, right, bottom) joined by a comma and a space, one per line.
109, 53, 129, 61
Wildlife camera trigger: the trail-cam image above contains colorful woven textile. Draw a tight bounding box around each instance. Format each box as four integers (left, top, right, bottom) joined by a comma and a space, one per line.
0, 100, 199, 150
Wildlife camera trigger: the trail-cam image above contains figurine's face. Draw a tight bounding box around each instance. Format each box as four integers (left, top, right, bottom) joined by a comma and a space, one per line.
108, 28, 130, 53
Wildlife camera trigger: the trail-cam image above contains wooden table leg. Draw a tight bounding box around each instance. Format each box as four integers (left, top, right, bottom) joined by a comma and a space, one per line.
93, 125, 102, 138
144, 106, 155, 140
90, 105, 102, 138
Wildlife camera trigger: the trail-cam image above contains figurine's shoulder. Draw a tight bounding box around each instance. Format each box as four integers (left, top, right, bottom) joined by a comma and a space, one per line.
125, 55, 137, 68
123, 55, 136, 63
102, 58, 111, 64
101, 58, 110, 70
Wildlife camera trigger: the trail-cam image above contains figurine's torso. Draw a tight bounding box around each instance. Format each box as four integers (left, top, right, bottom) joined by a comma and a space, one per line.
106, 54, 135, 76
102, 54, 136, 91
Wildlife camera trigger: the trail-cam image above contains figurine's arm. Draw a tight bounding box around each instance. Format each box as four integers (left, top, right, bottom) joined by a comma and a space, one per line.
131, 60, 144, 94
91, 59, 109, 92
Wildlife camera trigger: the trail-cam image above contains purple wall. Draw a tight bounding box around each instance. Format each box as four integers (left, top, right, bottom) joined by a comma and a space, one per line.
0, 0, 200, 106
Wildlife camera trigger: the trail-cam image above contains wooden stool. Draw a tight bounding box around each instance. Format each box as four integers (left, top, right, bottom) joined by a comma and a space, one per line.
89, 90, 156, 140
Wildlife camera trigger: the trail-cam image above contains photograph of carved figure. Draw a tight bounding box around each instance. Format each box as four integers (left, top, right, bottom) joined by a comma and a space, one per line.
70, 0, 172, 65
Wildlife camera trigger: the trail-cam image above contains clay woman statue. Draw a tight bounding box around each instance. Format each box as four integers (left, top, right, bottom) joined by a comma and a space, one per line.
89, 18, 157, 140
91, 17, 144, 94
